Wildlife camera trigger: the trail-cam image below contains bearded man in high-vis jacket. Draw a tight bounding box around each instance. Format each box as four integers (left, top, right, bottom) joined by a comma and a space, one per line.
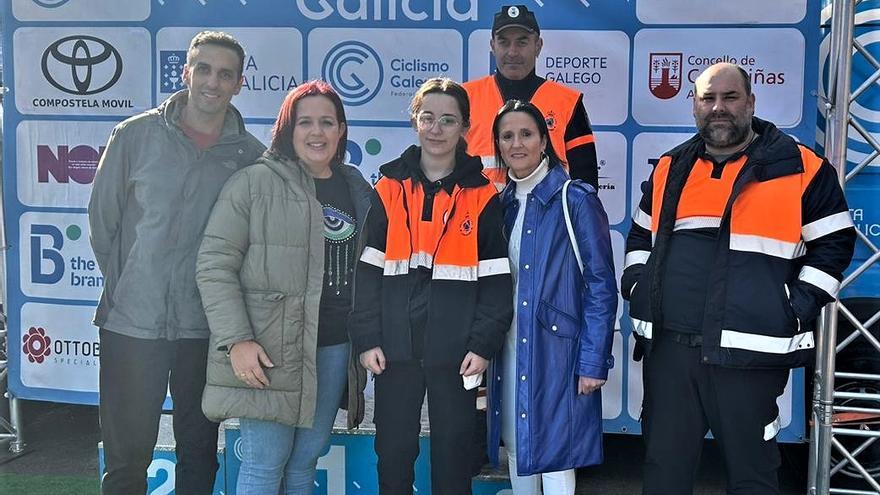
623, 63, 856, 495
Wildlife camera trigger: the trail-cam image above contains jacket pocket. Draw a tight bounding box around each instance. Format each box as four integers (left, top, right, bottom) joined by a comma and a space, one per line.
627, 268, 652, 322
244, 290, 286, 366
537, 301, 580, 339
782, 284, 801, 333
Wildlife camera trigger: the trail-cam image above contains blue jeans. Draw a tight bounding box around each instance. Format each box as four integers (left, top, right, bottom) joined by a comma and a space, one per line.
236, 342, 349, 495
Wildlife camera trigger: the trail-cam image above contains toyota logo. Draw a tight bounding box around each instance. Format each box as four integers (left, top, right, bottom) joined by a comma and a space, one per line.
41, 35, 123, 95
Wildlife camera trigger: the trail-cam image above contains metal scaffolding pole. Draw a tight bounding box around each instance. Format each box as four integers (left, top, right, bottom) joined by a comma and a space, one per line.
0, 89, 23, 454
810, 0, 880, 493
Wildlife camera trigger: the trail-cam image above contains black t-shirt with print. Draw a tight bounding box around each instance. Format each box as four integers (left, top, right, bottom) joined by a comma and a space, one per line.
314, 171, 357, 347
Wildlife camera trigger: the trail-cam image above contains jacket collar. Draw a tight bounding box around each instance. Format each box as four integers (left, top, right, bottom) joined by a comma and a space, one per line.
380, 144, 489, 190
259, 150, 311, 184
493, 69, 544, 102
666, 117, 803, 181
501, 161, 568, 206
159, 89, 249, 141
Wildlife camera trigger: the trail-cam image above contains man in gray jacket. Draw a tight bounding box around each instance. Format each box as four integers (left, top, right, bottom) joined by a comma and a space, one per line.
88, 31, 265, 494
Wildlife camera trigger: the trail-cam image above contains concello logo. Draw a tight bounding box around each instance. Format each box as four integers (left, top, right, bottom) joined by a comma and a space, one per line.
41, 35, 123, 95
648, 53, 682, 100
322, 41, 383, 106
22, 327, 52, 364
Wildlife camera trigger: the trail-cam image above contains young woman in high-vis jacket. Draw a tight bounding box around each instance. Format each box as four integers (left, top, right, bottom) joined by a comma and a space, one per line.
349, 77, 513, 495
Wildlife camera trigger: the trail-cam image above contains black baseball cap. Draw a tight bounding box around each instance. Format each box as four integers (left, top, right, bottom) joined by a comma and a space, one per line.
492, 5, 540, 36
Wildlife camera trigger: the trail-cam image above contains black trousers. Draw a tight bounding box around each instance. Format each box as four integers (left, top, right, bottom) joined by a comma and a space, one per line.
641, 334, 789, 495
99, 329, 219, 495
373, 360, 478, 495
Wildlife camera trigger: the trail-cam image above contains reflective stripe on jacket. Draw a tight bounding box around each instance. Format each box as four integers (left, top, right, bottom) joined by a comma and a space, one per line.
622, 117, 856, 369
367, 172, 503, 282
349, 145, 514, 366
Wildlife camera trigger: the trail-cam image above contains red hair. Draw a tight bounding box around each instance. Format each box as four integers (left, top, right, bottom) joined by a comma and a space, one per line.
270, 80, 348, 163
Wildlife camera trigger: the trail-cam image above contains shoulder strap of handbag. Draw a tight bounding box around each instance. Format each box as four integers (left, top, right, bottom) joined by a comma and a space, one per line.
562, 180, 584, 272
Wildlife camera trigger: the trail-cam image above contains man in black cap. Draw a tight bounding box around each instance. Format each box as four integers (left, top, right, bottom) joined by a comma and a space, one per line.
464, 4, 599, 189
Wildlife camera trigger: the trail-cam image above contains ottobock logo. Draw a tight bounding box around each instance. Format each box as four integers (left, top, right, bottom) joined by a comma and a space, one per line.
159, 50, 187, 94
38, 144, 104, 184
22, 327, 52, 364
32, 0, 71, 7
648, 53, 683, 100
322, 41, 383, 106
41, 35, 123, 95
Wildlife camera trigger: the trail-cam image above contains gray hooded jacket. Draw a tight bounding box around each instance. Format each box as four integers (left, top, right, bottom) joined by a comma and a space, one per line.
88, 90, 265, 340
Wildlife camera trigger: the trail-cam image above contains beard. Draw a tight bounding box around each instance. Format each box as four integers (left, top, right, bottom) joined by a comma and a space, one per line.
697, 113, 752, 149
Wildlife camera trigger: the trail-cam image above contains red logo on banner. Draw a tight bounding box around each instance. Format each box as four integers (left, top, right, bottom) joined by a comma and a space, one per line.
22, 327, 52, 364
649, 53, 683, 100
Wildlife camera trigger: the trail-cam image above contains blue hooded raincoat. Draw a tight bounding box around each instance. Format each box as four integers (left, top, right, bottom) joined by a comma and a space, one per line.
489, 163, 618, 475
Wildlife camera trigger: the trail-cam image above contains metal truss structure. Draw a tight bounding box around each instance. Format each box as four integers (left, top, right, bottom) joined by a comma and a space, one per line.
809, 1, 880, 493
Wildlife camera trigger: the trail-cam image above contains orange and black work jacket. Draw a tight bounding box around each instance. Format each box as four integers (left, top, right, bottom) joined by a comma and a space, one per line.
348, 145, 514, 366
464, 72, 598, 189
622, 118, 855, 369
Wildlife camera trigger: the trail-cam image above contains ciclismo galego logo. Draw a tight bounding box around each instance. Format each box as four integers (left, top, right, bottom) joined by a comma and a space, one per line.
323, 41, 384, 106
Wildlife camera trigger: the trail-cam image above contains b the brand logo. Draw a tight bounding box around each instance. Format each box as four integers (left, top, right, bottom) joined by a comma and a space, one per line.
30, 224, 82, 284
37, 145, 104, 184
649, 53, 683, 100
345, 137, 383, 167
22, 327, 52, 364
41, 35, 123, 95
322, 41, 383, 106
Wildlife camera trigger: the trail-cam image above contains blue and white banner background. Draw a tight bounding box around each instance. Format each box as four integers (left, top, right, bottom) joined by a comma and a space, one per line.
2, 0, 821, 442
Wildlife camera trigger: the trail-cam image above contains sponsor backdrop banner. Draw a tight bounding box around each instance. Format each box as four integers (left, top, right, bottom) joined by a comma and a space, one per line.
2, 0, 821, 443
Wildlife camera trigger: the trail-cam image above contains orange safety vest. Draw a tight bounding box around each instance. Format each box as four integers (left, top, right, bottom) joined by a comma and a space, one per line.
463, 76, 586, 185
373, 177, 499, 281
650, 148, 824, 260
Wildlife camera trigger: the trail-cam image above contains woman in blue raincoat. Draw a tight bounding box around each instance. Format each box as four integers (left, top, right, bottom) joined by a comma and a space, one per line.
488, 99, 618, 494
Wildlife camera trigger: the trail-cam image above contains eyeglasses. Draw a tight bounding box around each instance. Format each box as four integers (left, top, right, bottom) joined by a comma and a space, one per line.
416, 113, 462, 130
